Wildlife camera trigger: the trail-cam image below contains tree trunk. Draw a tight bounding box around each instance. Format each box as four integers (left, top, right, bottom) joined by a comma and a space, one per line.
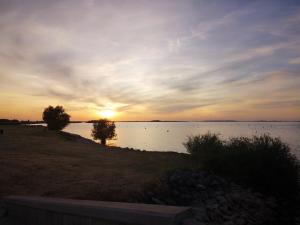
101, 139, 106, 145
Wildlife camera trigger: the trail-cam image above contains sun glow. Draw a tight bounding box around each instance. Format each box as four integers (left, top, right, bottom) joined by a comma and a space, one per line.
98, 109, 116, 118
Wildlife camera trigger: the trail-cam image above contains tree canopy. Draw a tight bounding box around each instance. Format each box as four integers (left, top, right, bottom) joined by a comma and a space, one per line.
43, 105, 70, 130
91, 119, 116, 145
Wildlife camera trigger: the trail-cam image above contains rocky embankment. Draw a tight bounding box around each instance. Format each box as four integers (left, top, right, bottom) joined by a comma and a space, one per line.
143, 169, 280, 225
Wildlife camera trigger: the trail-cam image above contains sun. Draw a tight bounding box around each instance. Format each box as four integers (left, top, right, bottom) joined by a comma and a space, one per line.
98, 109, 116, 118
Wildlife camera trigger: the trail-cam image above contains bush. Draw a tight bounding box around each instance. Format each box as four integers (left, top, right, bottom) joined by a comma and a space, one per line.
183, 133, 225, 169
43, 106, 70, 131
183, 132, 223, 155
91, 119, 116, 145
183, 133, 300, 199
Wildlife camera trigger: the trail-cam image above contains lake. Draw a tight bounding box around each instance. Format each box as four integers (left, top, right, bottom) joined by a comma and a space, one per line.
63, 122, 300, 158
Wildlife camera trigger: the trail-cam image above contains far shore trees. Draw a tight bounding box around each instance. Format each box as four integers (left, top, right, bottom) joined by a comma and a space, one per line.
91, 119, 116, 145
43, 106, 70, 131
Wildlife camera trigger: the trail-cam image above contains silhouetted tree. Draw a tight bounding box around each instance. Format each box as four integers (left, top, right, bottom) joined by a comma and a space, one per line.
43, 106, 70, 130
91, 119, 116, 145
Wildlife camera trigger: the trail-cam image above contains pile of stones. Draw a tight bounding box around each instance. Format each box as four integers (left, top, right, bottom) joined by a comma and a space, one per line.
143, 169, 279, 225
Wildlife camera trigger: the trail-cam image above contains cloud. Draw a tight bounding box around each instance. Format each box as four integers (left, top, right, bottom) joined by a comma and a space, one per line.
289, 57, 300, 64
168, 39, 182, 53
253, 100, 300, 109
0, 0, 300, 120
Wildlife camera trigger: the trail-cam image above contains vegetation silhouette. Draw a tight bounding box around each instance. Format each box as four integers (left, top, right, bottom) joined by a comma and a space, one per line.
91, 119, 116, 145
184, 133, 300, 199
0, 119, 20, 125
43, 106, 70, 131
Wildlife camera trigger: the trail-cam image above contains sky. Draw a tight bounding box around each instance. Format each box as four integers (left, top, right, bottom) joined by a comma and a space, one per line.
0, 0, 300, 121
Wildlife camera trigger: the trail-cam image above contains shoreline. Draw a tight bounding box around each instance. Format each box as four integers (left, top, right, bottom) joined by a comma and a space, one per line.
0, 124, 190, 201
0, 125, 298, 225
1, 120, 300, 126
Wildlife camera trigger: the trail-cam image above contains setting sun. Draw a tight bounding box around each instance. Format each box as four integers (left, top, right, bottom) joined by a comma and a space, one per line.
1, 1, 300, 223
98, 109, 116, 119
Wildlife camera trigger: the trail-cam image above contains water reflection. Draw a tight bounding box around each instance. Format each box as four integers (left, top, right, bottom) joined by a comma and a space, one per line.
63, 122, 300, 157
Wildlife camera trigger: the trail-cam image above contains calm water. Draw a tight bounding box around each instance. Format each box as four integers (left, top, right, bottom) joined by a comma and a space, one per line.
63, 122, 300, 157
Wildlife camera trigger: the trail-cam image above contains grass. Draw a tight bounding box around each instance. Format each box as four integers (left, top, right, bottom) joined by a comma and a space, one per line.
0, 125, 190, 202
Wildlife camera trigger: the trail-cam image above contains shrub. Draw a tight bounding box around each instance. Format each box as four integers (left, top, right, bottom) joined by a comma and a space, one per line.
184, 132, 224, 155
91, 119, 116, 145
42, 105, 70, 131
183, 133, 300, 199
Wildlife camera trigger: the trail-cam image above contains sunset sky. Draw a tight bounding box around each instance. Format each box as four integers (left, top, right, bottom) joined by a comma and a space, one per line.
0, 0, 300, 121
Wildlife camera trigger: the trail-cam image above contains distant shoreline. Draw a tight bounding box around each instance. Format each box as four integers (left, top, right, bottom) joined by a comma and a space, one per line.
1, 119, 299, 125
111, 120, 300, 123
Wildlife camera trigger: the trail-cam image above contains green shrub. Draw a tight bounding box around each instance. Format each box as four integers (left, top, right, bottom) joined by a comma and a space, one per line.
183, 133, 300, 199
183, 132, 224, 155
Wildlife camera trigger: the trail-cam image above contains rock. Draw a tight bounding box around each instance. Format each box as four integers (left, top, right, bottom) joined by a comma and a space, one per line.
0, 208, 7, 218
0, 201, 7, 218
193, 208, 207, 220
165, 198, 176, 205
265, 197, 277, 209
172, 190, 180, 196
206, 202, 218, 211
223, 221, 234, 225
222, 213, 233, 221
234, 217, 246, 225
186, 178, 195, 187
216, 196, 226, 204
143, 169, 279, 225
150, 197, 165, 205
196, 184, 206, 190
182, 218, 205, 225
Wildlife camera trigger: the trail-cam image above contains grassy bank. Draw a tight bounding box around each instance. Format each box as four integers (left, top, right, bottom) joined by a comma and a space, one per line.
0, 125, 190, 201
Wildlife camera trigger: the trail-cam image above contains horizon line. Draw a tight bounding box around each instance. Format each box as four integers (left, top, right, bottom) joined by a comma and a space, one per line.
1, 119, 299, 123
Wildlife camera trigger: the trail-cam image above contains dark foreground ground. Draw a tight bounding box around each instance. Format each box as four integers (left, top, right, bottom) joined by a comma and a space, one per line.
0, 125, 189, 202
1, 125, 299, 225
